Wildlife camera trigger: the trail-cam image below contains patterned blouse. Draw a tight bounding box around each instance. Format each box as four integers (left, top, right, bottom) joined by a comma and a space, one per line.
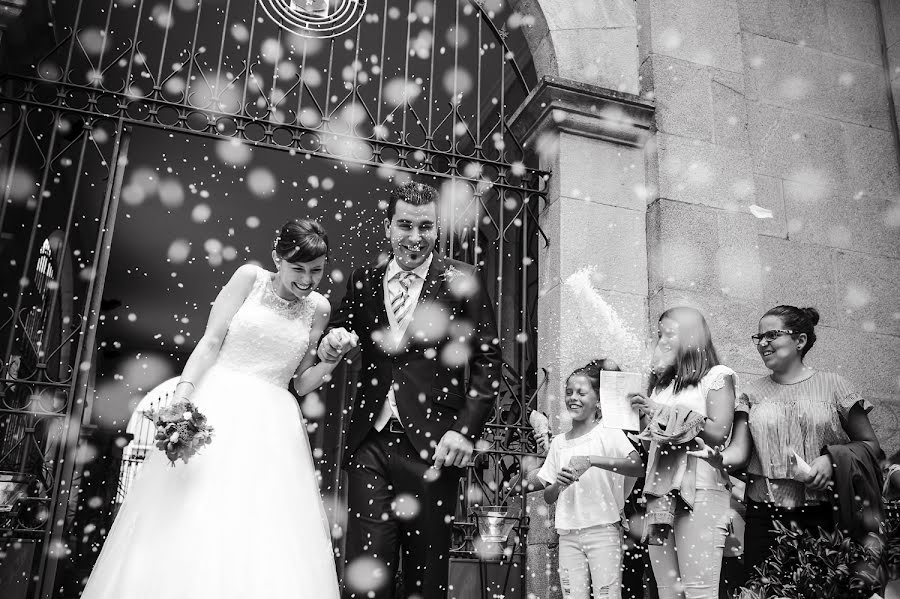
736, 371, 872, 507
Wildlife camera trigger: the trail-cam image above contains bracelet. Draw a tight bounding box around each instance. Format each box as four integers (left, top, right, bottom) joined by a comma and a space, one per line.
176, 380, 195, 392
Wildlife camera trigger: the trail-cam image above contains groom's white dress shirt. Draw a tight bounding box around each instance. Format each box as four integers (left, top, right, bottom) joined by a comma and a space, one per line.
373, 254, 433, 431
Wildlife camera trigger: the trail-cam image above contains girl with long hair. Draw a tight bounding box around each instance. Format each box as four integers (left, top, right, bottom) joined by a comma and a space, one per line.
628, 307, 736, 599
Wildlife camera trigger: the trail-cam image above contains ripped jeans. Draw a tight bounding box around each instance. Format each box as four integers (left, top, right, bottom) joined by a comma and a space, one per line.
557, 522, 623, 599
648, 488, 731, 599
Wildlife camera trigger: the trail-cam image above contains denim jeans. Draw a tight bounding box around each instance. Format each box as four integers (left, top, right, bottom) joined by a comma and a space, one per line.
558, 523, 623, 599
647, 488, 731, 599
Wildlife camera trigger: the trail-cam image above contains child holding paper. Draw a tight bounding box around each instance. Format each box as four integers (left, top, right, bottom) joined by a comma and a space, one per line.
534, 360, 644, 599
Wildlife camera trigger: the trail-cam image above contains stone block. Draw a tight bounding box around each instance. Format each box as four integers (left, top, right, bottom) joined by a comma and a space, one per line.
783, 180, 900, 258
647, 199, 721, 295
645, 55, 714, 142
540, 198, 648, 296
749, 103, 849, 193
880, 0, 900, 49
648, 287, 766, 375
526, 542, 561, 599
738, 0, 829, 50
531, 31, 559, 89
890, 43, 900, 83
868, 396, 900, 458
646, 0, 743, 72
810, 325, 900, 398
834, 250, 900, 337
717, 210, 764, 301
556, 133, 648, 212
539, 0, 636, 30
757, 236, 839, 327
752, 174, 787, 238
826, 0, 882, 64
743, 34, 891, 130
655, 132, 755, 210
525, 492, 556, 545
636, 0, 654, 65
538, 284, 567, 431
551, 28, 641, 95
842, 123, 900, 198
537, 282, 562, 396
712, 68, 750, 150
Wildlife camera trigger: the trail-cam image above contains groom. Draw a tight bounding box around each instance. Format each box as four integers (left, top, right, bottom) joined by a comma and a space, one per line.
319, 181, 502, 598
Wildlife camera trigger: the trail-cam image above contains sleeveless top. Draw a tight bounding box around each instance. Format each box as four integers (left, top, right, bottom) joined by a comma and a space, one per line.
216, 266, 318, 388
651, 364, 737, 490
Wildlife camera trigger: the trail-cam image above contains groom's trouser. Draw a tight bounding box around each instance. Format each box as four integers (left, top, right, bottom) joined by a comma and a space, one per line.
343, 427, 461, 599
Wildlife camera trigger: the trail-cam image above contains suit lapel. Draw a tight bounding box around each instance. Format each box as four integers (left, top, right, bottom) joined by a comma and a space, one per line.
401, 252, 445, 347
417, 252, 445, 309
366, 262, 390, 326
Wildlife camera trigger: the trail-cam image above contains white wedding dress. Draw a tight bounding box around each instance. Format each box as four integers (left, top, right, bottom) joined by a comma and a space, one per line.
81, 266, 340, 599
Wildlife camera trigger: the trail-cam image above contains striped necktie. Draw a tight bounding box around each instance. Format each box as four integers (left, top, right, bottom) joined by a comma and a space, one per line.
390, 271, 416, 323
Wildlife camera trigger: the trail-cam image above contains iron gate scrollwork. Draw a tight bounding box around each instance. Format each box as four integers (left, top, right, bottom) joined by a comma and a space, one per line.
0, 1, 550, 596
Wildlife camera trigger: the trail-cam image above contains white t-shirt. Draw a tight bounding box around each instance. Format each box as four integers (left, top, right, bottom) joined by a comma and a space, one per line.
537, 422, 637, 531
651, 364, 736, 489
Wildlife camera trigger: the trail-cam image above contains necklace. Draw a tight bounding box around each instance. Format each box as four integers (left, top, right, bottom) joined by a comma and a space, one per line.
267, 276, 300, 304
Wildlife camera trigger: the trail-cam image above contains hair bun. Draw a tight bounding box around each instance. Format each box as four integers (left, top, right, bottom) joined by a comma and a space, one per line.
800, 307, 820, 327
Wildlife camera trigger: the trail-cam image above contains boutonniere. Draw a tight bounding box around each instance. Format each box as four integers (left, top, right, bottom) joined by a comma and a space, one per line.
441, 265, 465, 283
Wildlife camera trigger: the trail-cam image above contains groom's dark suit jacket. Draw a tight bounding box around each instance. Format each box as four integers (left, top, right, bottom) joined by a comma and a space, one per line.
331, 251, 502, 465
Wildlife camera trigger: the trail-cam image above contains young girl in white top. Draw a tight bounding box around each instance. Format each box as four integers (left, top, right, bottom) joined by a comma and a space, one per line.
535, 360, 644, 599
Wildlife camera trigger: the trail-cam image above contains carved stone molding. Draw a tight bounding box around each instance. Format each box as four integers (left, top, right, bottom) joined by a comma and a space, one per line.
509, 75, 655, 149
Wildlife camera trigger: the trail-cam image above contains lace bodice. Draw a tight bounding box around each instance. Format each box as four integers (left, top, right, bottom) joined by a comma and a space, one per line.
216, 267, 317, 387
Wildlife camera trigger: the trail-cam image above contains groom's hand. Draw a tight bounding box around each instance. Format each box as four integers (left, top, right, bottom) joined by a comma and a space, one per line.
317, 328, 358, 362
433, 430, 473, 469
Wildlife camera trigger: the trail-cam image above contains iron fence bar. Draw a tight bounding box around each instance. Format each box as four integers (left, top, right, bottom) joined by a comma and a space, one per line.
0, 103, 26, 267
94, 0, 117, 79
323, 38, 335, 121
122, 0, 146, 98
450, 0, 459, 153
213, 0, 232, 92
154, 0, 176, 86
373, 0, 388, 127
36, 122, 130, 599
183, 0, 203, 101
400, 0, 413, 145
475, 10, 482, 149
424, 0, 435, 148
61, 0, 86, 82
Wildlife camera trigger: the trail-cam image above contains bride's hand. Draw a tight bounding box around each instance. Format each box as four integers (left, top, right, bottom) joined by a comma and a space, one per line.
686, 438, 725, 470
318, 328, 358, 362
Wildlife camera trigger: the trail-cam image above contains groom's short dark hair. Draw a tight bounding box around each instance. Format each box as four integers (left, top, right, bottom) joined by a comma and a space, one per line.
386, 181, 439, 221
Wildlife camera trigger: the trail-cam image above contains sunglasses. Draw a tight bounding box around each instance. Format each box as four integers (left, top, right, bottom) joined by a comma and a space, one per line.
751, 329, 795, 345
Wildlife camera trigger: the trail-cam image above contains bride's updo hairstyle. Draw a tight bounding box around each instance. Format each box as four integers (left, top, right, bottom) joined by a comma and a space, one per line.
274, 219, 329, 264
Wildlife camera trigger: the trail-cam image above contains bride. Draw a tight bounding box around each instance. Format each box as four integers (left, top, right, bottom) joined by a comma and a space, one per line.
81, 219, 352, 599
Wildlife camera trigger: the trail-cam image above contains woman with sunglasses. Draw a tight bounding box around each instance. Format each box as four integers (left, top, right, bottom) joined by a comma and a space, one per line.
689, 305, 881, 573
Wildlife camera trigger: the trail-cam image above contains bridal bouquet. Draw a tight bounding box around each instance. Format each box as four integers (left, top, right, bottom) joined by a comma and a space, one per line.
143, 399, 214, 466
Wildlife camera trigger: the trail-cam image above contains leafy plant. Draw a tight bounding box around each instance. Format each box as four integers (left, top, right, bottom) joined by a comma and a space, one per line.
735, 520, 882, 599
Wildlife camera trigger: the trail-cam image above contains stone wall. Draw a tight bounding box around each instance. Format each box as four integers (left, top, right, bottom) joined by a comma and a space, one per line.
519, 0, 900, 596
639, 0, 900, 456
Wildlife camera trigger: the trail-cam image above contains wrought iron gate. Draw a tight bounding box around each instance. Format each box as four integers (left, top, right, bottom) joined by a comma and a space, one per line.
0, 1, 549, 596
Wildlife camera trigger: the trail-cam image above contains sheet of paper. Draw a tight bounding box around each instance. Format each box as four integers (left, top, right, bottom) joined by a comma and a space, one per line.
790, 449, 811, 481
599, 371, 643, 431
